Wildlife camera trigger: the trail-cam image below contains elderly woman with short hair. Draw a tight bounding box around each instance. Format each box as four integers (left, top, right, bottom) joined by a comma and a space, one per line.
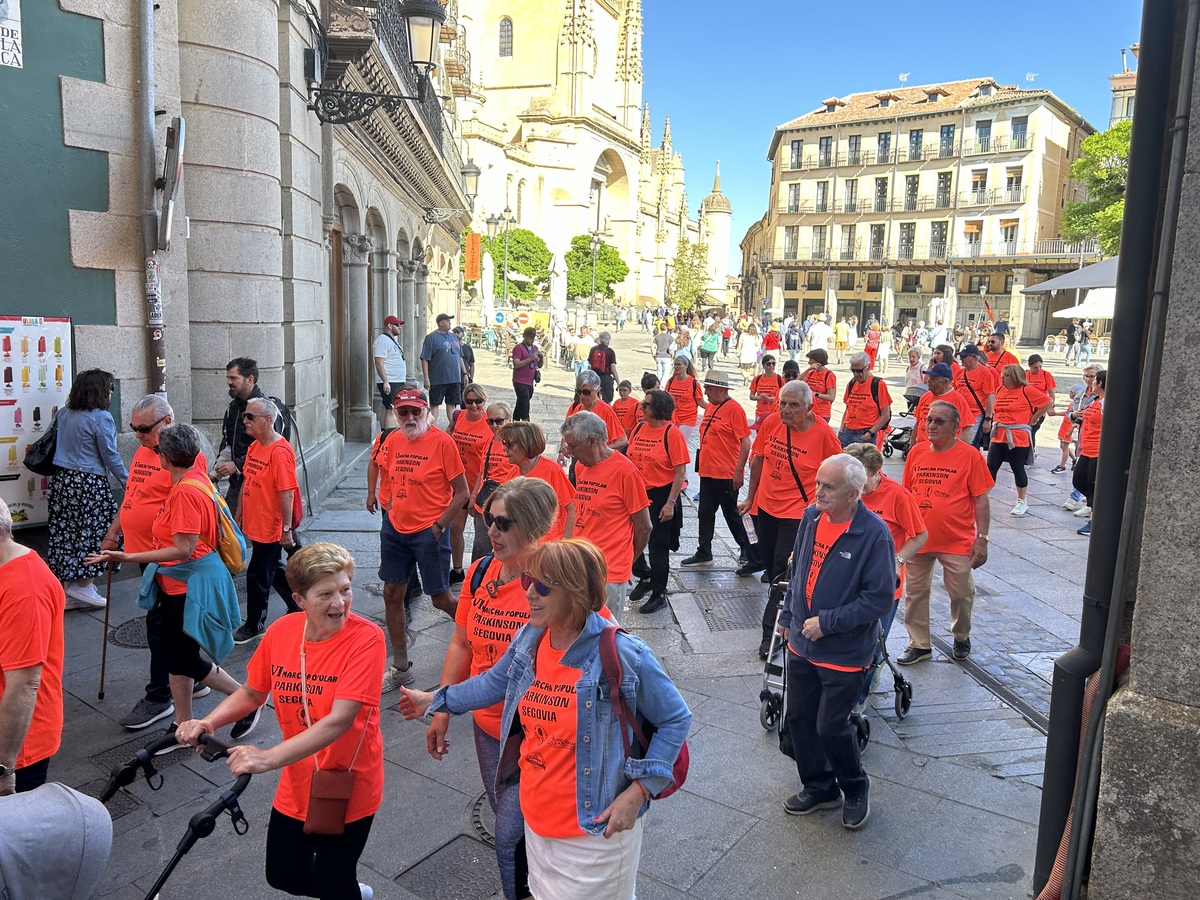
565, 371, 626, 453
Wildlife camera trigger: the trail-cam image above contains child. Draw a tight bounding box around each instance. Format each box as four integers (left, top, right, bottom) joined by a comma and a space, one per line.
1053, 382, 1086, 474
612, 379, 642, 437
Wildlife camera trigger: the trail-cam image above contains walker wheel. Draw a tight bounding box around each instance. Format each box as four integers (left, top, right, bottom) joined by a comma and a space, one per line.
852, 713, 870, 751
882, 442, 894, 458
895, 681, 913, 719
760, 695, 782, 731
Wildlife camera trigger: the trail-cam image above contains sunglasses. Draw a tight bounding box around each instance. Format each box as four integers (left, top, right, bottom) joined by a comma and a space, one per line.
484, 511, 515, 532
763, 361, 776, 366
130, 415, 167, 434
850, 367, 866, 374
487, 417, 508, 426
464, 397, 485, 406
395, 407, 424, 419
578, 388, 595, 396
242, 413, 272, 421
520, 572, 561, 597
784, 372, 799, 381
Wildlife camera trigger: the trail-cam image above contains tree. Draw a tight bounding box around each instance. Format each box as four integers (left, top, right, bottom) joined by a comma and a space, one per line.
564, 234, 630, 300
1061, 120, 1131, 256
668, 235, 710, 311
473, 227, 552, 302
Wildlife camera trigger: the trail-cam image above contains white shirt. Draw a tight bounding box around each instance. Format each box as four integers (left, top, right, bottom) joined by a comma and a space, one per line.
808, 321, 833, 350
373, 332, 406, 384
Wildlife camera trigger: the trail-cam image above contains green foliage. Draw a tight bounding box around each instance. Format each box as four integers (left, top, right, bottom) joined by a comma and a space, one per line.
1062, 120, 1131, 255
472, 228, 552, 302
668, 236, 710, 311
564, 234, 630, 300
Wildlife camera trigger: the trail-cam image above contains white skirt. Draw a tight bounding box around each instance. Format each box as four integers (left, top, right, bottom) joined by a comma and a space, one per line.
525, 817, 645, 900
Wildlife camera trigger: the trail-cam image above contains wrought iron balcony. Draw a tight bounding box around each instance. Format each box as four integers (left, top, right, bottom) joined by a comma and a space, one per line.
935, 191, 952, 208
843, 198, 862, 213
897, 242, 915, 260
814, 201, 829, 213
869, 245, 886, 260
874, 199, 889, 213
810, 246, 830, 260
1000, 186, 1027, 203
929, 241, 948, 259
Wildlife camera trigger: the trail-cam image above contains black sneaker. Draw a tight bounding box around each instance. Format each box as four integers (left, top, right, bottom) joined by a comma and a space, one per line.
232, 625, 263, 645
638, 593, 667, 614
952, 640, 972, 660
681, 552, 713, 566
843, 777, 871, 830
628, 580, 652, 604
231, 706, 262, 741
120, 697, 174, 730
760, 572, 771, 584
897, 647, 932, 666
784, 789, 842, 816
448, 567, 466, 586
736, 560, 765, 577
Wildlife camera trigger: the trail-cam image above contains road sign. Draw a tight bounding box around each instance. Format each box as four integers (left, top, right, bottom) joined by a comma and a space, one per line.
516, 312, 530, 326
494, 312, 505, 324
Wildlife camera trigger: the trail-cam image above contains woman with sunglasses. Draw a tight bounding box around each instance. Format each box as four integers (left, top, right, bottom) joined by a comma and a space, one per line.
664, 355, 705, 445
448, 384, 494, 584
400, 539, 690, 900
497, 421, 576, 541
563, 371, 627, 453
471, 402, 520, 559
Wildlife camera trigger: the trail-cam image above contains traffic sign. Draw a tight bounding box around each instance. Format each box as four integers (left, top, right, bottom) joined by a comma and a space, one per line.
494, 312, 505, 324
516, 312, 530, 325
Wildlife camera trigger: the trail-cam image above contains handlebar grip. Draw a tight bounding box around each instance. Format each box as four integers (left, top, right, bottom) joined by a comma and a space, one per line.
197, 732, 233, 761
231, 773, 252, 795
145, 732, 182, 755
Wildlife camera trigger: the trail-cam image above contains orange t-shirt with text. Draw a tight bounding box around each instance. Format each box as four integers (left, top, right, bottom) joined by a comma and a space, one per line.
804, 367, 836, 420
842, 377, 892, 430
752, 415, 840, 518
953, 365, 1000, 418
1026, 368, 1057, 396
611, 397, 642, 436
573, 451, 650, 582
665, 375, 702, 427
119, 446, 209, 553
697, 400, 751, 479
750, 373, 784, 423
904, 440, 994, 555
527, 456, 575, 541
804, 515, 853, 607
456, 558, 529, 739
627, 421, 691, 489
450, 413, 494, 493
991, 385, 1050, 448
1078, 399, 1103, 458
518, 637, 585, 838
240, 439, 299, 543
912, 389, 975, 448
567, 400, 625, 445
245, 613, 386, 823
377, 427, 465, 533
153, 479, 218, 595
862, 474, 926, 599
0, 552, 65, 768
987, 349, 1021, 370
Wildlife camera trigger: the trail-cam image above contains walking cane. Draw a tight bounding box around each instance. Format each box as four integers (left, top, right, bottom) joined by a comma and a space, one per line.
98, 563, 113, 700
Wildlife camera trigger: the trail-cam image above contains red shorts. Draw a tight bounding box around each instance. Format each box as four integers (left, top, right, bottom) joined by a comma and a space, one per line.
1057, 417, 1075, 442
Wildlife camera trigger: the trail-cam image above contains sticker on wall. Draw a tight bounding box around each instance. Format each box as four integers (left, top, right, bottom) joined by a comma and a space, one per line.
0, 0, 22, 69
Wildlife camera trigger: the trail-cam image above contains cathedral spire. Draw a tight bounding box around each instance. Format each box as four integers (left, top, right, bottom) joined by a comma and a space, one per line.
616, 0, 643, 84
712, 160, 722, 194
640, 103, 652, 155
662, 116, 672, 152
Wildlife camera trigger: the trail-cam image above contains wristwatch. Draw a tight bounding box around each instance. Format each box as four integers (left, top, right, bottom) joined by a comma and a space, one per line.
978, 534, 990, 542
894, 555, 905, 567
0, 763, 11, 778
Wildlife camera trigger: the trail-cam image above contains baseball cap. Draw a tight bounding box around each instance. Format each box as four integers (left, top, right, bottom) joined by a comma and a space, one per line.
383, 315, 404, 327
393, 389, 429, 410
924, 362, 954, 379
957, 344, 984, 359
436, 313, 454, 324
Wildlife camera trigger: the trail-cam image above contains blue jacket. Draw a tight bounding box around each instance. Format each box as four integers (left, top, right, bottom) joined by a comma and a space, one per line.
137, 553, 241, 663
52, 408, 127, 485
779, 501, 896, 669
429, 613, 691, 835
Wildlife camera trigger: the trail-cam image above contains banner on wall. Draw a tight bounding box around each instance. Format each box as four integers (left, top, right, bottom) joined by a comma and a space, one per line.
1, 316, 72, 527
0, 0, 22, 69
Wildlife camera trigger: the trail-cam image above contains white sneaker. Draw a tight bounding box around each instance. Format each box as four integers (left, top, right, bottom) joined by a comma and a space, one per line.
359, 885, 374, 900
1011, 499, 1029, 517
1073, 505, 1092, 518
381, 663, 415, 694
65, 582, 106, 608
1062, 498, 1080, 511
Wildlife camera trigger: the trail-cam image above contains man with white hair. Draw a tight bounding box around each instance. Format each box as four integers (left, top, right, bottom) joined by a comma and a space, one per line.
776, 454, 895, 830
587, 330, 620, 403
233, 396, 302, 644
0, 497, 67, 794
376, 389, 469, 691
838, 351, 892, 449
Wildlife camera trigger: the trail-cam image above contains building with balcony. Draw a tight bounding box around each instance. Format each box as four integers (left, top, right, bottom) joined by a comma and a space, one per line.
742, 77, 1100, 342
1109, 44, 1139, 127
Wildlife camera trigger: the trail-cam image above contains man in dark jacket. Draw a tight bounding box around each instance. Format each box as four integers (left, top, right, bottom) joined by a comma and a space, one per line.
777, 454, 894, 830
213, 357, 288, 517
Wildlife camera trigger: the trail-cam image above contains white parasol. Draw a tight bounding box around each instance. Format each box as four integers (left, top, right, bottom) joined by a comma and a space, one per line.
548, 250, 568, 313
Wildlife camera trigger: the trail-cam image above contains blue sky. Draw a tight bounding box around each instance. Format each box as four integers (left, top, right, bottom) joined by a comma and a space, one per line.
641, 0, 1146, 273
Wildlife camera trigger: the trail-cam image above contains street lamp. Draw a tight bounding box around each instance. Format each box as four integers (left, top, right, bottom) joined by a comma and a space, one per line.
589, 231, 602, 304
487, 207, 515, 306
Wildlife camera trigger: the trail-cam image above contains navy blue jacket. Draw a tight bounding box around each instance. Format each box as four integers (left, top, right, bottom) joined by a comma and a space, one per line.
779, 501, 896, 669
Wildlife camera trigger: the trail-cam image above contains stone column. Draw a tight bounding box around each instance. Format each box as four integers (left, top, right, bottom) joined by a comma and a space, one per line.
944, 279, 959, 329
398, 260, 418, 379
375, 249, 396, 319
1008, 268, 1028, 345
343, 235, 374, 442
824, 281, 838, 319
882, 278, 897, 327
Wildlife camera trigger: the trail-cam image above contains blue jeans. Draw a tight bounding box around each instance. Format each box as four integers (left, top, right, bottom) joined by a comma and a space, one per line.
473, 722, 527, 900
573, 360, 588, 379
655, 356, 671, 383
378, 516, 451, 595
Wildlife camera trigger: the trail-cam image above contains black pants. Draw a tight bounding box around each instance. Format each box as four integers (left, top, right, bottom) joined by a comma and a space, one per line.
756, 510, 800, 637
987, 443, 1030, 489
224, 474, 244, 520
15, 757, 51, 793
512, 382, 535, 421
696, 476, 758, 561
157, 585, 214, 682
265, 808, 375, 900
1073, 454, 1099, 506
246, 539, 302, 632
785, 655, 868, 799
598, 372, 615, 403
635, 484, 682, 594
141, 561, 172, 704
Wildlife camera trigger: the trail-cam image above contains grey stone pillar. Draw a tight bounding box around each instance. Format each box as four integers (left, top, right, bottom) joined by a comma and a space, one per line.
414, 263, 431, 362
944, 279, 959, 329
398, 260, 418, 380
378, 250, 397, 317
343, 235, 374, 442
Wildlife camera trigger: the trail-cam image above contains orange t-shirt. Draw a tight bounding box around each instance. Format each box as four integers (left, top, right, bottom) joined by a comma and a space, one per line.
1026, 368, 1057, 396
841, 377, 892, 431
665, 375, 702, 427
991, 385, 1050, 448
804, 515, 853, 605
697, 399, 751, 479
0, 552, 65, 768
573, 451, 650, 583
473, 439, 521, 512
904, 440, 994, 555
567, 400, 625, 445
526, 456, 575, 541
1078, 398, 1103, 458
627, 421, 691, 489
750, 373, 784, 423
611, 397, 642, 436
953, 365, 1000, 418
803, 367, 836, 420
987, 349, 1021, 370
245, 612, 386, 823
455, 558, 529, 739
153, 479, 218, 595
518, 637, 585, 838
751, 415, 841, 518
912, 389, 975, 448
240, 439, 299, 543
377, 427, 465, 533
119, 446, 209, 553
450, 413, 494, 493
862, 474, 926, 599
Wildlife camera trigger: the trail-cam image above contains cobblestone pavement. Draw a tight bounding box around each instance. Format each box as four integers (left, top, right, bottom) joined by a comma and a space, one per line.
46, 322, 1103, 899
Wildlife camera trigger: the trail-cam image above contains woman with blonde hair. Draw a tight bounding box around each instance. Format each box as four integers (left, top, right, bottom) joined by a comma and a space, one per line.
497, 421, 576, 541
988, 364, 1054, 518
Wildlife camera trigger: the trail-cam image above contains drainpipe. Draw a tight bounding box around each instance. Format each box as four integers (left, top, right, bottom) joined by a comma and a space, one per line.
138, 0, 166, 396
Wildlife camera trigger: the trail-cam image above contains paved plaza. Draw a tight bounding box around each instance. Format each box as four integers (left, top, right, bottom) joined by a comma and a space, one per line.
46, 324, 1104, 899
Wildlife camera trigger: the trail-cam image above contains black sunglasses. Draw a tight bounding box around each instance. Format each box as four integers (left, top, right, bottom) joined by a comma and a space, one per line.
784, 372, 799, 381
520, 572, 561, 597
242, 413, 272, 421
484, 510, 515, 532
850, 367, 866, 374
487, 417, 508, 426
130, 415, 167, 435
464, 397, 485, 406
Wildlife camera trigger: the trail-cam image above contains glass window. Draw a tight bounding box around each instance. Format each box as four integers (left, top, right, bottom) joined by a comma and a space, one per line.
784, 273, 799, 291
790, 139, 803, 168
909, 129, 924, 160
806, 271, 824, 290
877, 132, 891, 162
939, 124, 956, 157
867, 273, 883, 291
499, 18, 513, 57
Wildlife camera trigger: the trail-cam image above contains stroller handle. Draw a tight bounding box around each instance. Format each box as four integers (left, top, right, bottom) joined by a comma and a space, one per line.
197, 732, 233, 761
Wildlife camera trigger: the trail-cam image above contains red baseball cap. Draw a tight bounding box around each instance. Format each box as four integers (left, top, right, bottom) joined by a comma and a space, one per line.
384, 315, 404, 327
393, 389, 429, 410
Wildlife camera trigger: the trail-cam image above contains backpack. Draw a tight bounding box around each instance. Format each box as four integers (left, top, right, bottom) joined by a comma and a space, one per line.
588, 345, 609, 373
371, 427, 398, 464
469, 554, 496, 593
181, 477, 249, 575
844, 376, 883, 414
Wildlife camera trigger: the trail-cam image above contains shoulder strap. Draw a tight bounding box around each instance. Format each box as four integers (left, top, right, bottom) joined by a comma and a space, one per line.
598, 626, 650, 760
783, 428, 810, 503
961, 371, 984, 412
371, 427, 397, 462
869, 376, 882, 413
469, 554, 496, 594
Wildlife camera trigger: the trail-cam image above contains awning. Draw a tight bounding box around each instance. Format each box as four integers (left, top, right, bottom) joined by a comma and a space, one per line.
1023, 256, 1118, 293
1051, 288, 1115, 319
962, 221, 982, 234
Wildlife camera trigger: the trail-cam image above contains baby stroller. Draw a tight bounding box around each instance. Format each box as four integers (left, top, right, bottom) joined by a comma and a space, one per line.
882, 384, 929, 459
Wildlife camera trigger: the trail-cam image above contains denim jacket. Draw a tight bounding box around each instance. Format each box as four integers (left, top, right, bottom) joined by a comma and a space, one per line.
52, 408, 127, 485
430, 612, 691, 835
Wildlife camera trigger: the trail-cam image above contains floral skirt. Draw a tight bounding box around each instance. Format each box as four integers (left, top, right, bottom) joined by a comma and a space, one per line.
47, 468, 118, 583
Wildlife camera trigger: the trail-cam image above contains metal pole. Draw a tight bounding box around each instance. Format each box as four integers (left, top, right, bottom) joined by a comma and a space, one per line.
502, 223, 509, 306
138, 0, 166, 397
